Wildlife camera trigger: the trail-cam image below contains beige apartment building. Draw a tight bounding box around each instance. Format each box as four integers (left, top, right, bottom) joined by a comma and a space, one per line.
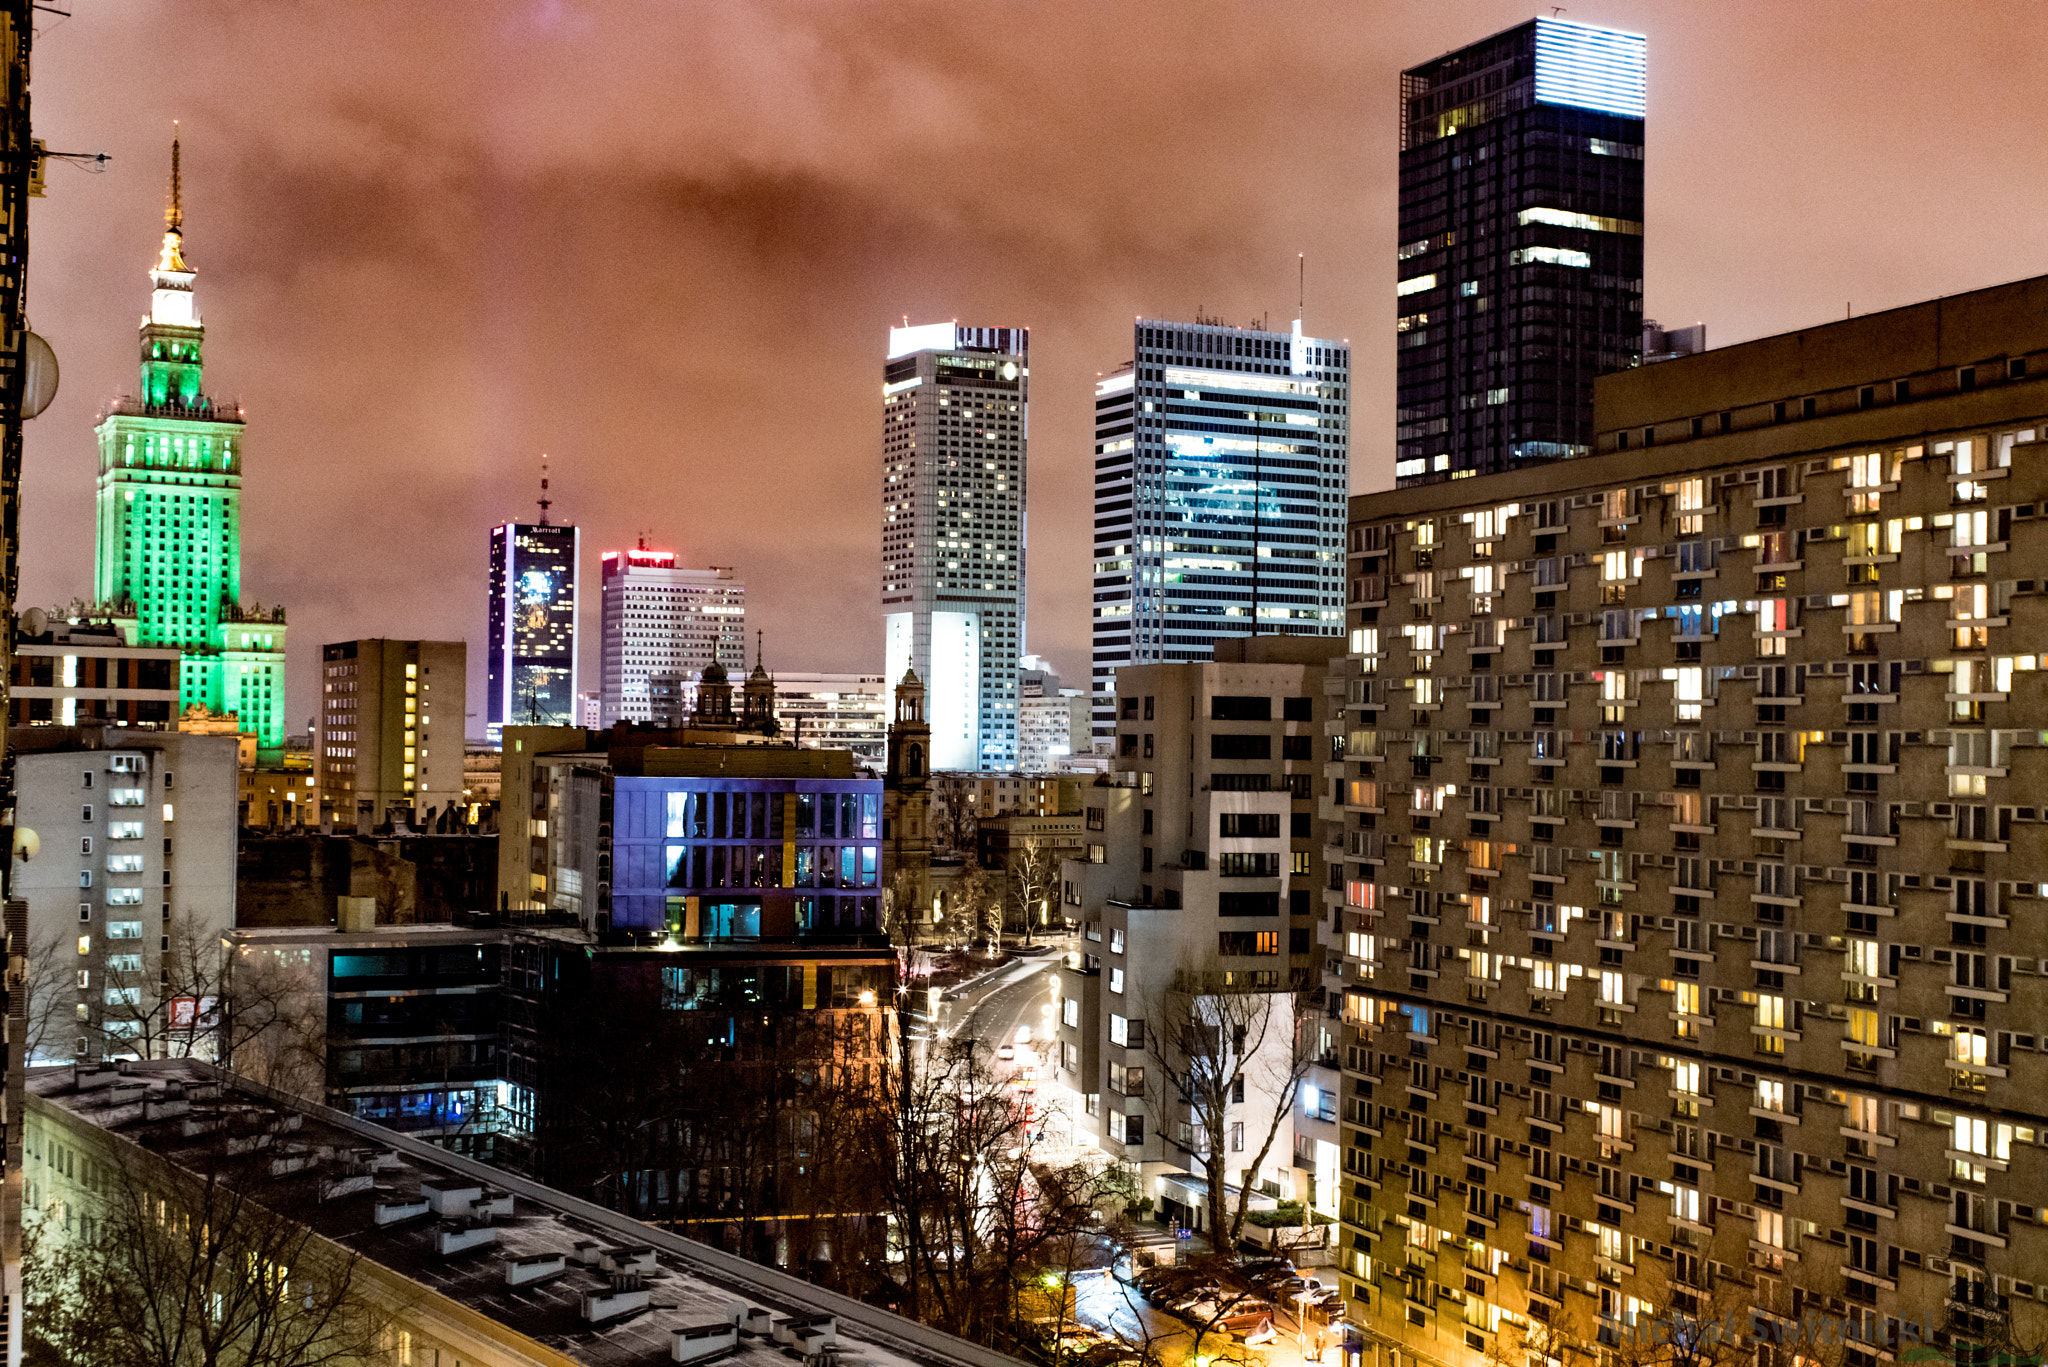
1335, 276, 2048, 1366
317, 638, 465, 827
1056, 634, 1348, 1230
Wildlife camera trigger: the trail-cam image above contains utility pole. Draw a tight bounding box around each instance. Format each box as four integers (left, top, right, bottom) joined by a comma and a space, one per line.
0, 8, 32, 1361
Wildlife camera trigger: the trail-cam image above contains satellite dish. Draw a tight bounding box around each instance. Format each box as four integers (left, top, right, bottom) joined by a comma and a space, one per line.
22, 330, 57, 420
18, 606, 46, 638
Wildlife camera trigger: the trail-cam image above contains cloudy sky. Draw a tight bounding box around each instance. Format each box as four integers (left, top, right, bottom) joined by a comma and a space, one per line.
22, 1, 2048, 738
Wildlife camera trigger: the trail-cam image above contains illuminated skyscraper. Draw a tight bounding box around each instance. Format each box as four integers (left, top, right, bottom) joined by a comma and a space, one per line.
1091, 318, 1349, 744
597, 549, 744, 727
880, 323, 1027, 771
1394, 17, 1646, 485
92, 134, 288, 747
487, 515, 578, 743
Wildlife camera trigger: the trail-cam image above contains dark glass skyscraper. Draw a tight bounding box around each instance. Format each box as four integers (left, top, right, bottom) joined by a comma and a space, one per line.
1394, 18, 1645, 486
486, 520, 579, 742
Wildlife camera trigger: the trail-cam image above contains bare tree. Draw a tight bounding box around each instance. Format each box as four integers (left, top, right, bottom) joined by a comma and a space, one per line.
25, 1116, 389, 1366
886, 865, 929, 949
929, 772, 982, 856
21, 926, 77, 1066
83, 922, 325, 1096
875, 1035, 1117, 1347
1004, 837, 1062, 946
1142, 964, 1313, 1255
1487, 1303, 1595, 1367
942, 861, 1003, 954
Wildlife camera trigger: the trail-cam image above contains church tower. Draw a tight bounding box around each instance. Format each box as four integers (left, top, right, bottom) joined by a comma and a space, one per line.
881, 668, 932, 935
93, 131, 287, 749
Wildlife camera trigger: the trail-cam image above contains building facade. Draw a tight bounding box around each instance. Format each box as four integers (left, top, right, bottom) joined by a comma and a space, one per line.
8, 617, 178, 728
773, 672, 887, 764
881, 322, 1028, 771
1092, 318, 1350, 744
486, 520, 578, 742
317, 638, 466, 826
1055, 635, 1347, 1231
597, 549, 744, 727
9, 725, 239, 1063
1394, 18, 1646, 485
1336, 275, 2048, 1367
91, 138, 288, 746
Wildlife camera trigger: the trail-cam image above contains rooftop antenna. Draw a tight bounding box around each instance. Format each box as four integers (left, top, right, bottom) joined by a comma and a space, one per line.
536, 452, 552, 526
1298, 253, 1305, 324
167, 121, 182, 233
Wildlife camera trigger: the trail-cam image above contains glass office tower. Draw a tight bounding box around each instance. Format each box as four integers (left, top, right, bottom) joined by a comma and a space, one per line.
1394, 17, 1646, 486
881, 323, 1028, 772
1091, 318, 1349, 745
486, 521, 579, 742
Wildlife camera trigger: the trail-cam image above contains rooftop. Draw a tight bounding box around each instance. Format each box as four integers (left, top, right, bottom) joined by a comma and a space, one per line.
29, 1060, 1017, 1367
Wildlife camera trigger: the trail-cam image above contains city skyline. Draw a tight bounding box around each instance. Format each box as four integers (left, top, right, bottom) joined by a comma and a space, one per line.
18, 3, 2048, 735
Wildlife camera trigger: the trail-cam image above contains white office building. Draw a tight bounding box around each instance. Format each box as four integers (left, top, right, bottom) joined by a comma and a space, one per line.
597, 550, 745, 727
881, 322, 1027, 771
1091, 318, 1349, 744
772, 672, 888, 765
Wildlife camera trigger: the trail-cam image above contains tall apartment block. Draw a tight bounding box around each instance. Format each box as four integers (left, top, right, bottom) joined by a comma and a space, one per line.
92, 137, 288, 745
1334, 275, 2048, 1367
881, 322, 1027, 771
1092, 319, 1349, 746
1055, 635, 1347, 1231
486, 519, 578, 742
1395, 18, 1645, 486
317, 638, 465, 826
8, 725, 240, 1062
597, 549, 744, 727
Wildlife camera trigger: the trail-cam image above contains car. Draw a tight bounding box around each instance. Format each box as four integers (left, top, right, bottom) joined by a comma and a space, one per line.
998, 1044, 1016, 1060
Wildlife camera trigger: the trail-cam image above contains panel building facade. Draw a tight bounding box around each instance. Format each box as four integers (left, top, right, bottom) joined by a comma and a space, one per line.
1394, 18, 1645, 485
881, 323, 1028, 771
1092, 319, 1349, 745
1335, 275, 2048, 1367
597, 548, 744, 727
317, 638, 466, 825
486, 519, 578, 742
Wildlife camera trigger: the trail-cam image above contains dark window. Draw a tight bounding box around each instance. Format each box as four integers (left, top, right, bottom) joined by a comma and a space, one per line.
1218, 891, 1281, 916
1772, 402, 1787, 423
1218, 853, 1280, 878
1690, 416, 1704, 437
2010, 357, 2028, 380
1121, 697, 1138, 718
1143, 695, 1155, 721
1801, 397, 1816, 418
1282, 696, 1314, 722
1219, 813, 1280, 838
1291, 812, 1312, 838
1894, 379, 1911, 402
1142, 733, 1154, 759
1616, 430, 1629, 451
1643, 426, 1655, 447
1859, 386, 1875, 409
1211, 734, 1272, 760
1210, 695, 1272, 721
1120, 733, 1137, 757
1719, 411, 1733, 433
1960, 366, 1977, 392
1282, 735, 1313, 761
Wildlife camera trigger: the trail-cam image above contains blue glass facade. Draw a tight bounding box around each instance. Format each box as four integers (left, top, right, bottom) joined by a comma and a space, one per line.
609, 775, 883, 937
1091, 318, 1350, 740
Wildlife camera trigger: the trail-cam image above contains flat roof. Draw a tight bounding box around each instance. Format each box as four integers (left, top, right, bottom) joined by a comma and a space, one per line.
29, 1060, 1017, 1367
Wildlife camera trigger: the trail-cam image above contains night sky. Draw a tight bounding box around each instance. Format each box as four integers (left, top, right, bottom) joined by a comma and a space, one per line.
21, 2, 2048, 740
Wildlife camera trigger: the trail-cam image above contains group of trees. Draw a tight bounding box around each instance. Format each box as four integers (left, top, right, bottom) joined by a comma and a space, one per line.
25, 1111, 388, 1367
27, 921, 327, 1096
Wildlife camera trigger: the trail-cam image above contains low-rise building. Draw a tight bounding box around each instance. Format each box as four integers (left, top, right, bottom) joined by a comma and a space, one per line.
6, 615, 179, 728
27, 1057, 1021, 1367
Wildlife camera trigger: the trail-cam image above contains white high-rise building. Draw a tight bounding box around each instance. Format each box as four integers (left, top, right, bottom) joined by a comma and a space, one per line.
597, 549, 744, 727
880, 322, 1028, 771
1090, 317, 1350, 744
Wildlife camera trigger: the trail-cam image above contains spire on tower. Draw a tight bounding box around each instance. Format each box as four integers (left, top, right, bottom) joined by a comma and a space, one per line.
537, 452, 552, 526
157, 124, 190, 275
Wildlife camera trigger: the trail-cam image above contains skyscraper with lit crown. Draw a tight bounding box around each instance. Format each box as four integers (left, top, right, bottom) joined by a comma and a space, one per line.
92, 133, 288, 748
880, 322, 1027, 771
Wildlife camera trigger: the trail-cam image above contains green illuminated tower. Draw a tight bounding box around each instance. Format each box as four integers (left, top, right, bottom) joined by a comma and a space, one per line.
93, 133, 287, 749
